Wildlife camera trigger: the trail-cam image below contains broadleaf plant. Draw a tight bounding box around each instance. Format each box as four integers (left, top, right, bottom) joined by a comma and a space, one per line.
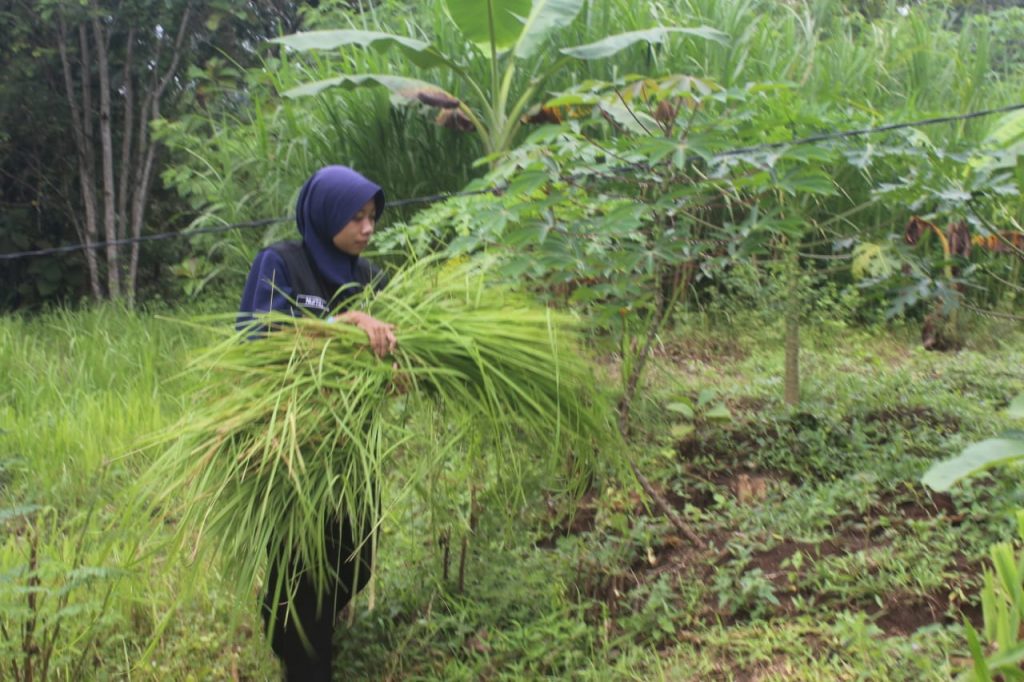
270, 0, 727, 158
922, 393, 1024, 492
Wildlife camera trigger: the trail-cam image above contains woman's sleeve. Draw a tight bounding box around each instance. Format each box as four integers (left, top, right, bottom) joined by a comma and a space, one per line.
237, 249, 296, 333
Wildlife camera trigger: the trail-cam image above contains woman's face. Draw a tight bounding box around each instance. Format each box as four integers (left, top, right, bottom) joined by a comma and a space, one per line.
331, 198, 377, 255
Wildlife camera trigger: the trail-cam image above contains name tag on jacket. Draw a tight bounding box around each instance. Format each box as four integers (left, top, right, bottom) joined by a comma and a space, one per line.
296, 294, 328, 311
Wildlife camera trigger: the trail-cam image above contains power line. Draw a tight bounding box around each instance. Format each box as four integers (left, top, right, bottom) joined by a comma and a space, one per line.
2, 102, 1022, 262
0, 189, 503, 261
0, 217, 291, 260
717, 102, 1024, 157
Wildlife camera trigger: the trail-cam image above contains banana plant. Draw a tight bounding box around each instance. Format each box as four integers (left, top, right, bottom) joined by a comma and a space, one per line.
270, 0, 727, 159
922, 394, 1024, 493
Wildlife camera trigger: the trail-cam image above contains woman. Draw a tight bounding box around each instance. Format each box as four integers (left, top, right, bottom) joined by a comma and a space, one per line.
238, 165, 395, 680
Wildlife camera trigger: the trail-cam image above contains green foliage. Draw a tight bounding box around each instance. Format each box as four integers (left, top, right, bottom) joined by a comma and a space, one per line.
3, 300, 1022, 678
923, 394, 1024, 492
712, 549, 780, 620
0, 505, 128, 681
274, 0, 725, 157
272, 0, 729, 154
955, 511, 1024, 682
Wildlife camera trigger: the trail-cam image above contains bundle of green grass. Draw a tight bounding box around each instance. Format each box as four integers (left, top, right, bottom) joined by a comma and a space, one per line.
144, 257, 619, 604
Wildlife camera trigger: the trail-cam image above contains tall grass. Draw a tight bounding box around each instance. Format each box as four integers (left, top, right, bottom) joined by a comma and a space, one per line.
0, 304, 225, 679
0, 305, 206, 504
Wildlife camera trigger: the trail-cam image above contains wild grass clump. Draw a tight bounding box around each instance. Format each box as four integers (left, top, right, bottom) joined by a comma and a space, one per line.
142, 257, 620, 611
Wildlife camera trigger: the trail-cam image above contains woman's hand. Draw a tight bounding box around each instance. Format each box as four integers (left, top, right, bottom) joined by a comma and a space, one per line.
337, 311, 397, 358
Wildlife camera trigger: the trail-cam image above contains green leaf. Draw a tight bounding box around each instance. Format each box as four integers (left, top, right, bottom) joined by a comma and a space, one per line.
962, 622, 991, 682
705, 404, 733, 421
985, 110, 1024, 150
443, 0, 533, 54
597, 102, 659, 135
561, 26, 729, 60
281, 74, 460, 107
779, 144, 835, 163
778, 168, 837, 196
985, 641, 1024, 675
635, 137, 685, 164
851, 243, 896, 280
666, 401, 695, 419
271, 30, 449, 69
921, 437, 1024, 492
513, 0, 585, 59
506, 170, 550, 196
590, 204, 644, 237
670, 423, 695, 439
1008, 394, 1024, 420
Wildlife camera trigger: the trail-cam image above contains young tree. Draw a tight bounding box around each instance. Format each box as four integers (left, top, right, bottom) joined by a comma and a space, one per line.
1, 0, 298, 303
50, 0, 212, 300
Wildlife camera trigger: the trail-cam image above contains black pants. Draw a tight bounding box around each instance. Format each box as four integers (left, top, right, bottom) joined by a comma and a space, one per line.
261, 517, 373, 682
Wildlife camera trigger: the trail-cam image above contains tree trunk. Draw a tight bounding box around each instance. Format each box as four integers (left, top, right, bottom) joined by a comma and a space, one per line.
783, 244, 801, 406
92, 12, 120, 298
118, 28, 135, 297
128, 4, 192, 298
57, 15, 103, 299
55, 1, 194, 301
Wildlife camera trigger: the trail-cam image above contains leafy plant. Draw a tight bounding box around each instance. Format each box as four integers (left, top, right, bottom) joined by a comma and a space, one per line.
712, 550, 780, 620
922, 394, 1024, 492
271, 0, 727, 157
666, 388, 733, 441
958, 511, 1024, 682
0, 504, 127, 681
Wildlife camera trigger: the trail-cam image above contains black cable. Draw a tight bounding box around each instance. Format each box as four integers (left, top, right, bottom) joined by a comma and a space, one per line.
716, 102, 1024, 157
2, 102, 1021, 261
0, 217, 291, 260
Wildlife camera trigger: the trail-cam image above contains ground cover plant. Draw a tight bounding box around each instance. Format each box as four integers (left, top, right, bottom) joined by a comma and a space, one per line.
322, 317, 1024, 680
2, 302, 1021, 679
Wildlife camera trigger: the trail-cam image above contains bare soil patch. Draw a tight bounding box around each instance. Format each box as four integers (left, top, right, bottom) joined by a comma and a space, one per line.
552, 467, 979, 641
655, 336, 749, 365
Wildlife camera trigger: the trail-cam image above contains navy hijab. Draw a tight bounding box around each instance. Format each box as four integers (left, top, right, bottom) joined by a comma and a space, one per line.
296, 165, 385, 291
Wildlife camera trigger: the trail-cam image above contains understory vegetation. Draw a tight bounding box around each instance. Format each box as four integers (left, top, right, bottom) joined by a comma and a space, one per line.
2, 307, 1021, 679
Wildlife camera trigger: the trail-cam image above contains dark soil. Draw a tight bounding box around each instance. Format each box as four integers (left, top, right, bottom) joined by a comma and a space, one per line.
555, 466, 980, 641
655, 336, 749, 365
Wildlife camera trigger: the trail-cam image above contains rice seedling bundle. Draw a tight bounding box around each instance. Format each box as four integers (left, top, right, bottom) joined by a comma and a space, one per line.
143, 257, 619, 604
